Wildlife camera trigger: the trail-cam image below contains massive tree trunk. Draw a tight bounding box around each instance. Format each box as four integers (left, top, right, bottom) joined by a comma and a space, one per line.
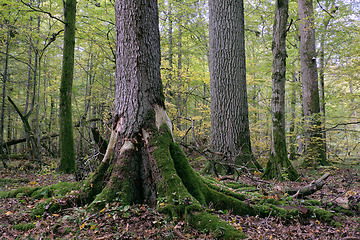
263, 0, 298, 181
298, 0, 327, 166
81, 1, 253, 238
59, 0, 77, 172
208, 0, 261, 171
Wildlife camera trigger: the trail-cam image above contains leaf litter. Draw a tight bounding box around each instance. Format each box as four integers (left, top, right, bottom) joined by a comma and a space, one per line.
0, 157, 359, 239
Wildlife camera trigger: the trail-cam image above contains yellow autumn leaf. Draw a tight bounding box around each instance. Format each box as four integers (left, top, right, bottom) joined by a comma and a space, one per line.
80, 222, 86, 230
5, 211, 12, 216
90, 224, 97, 230
99, 208, 106, 213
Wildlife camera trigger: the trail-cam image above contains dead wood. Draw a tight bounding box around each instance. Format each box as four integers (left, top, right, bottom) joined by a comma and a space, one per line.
91, 127, 108, 155
286, 172, 330, 198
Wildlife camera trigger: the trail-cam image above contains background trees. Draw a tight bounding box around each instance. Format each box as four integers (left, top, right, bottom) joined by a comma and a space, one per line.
0, 0, 359, 175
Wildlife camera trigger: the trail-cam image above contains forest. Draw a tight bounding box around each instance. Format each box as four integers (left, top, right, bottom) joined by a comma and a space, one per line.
0, 0, 360, 239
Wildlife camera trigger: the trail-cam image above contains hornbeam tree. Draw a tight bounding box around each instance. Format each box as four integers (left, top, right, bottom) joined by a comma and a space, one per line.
263, 0, 299, 180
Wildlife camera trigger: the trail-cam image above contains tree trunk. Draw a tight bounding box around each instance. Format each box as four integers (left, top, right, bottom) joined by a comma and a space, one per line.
0, 30, 11, 168
319, 2, 336, 158
7, 97, 39, 161
289, 73, 298, 161
263, 0, 298, 181
81, 1, 252, 238
176, 18, 183, 132
298, 0, 327, 166
208, 0, 261, 171
59, 0, 77, 172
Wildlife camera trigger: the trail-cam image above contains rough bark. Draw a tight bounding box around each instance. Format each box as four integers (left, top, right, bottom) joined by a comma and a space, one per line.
59, 0, 77, 172
209, 0, 261, 171
81, 1, 253, 238
263, 0, 299, 181
298, 0, 327, 166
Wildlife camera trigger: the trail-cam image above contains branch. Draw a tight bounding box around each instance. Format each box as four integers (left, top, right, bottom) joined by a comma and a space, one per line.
41, 29, 64, 54
287, 172, 330, 198
20, 0, 66, 24
325, 121, 360, 132
316, 0, 335, 18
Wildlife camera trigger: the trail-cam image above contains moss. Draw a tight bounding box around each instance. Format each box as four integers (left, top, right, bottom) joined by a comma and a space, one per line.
307, 206, 334, 223
170, 142, 253, 216
81, 161, 110, 204
260, 198, 281, 205
224, 181, 246, 189
0, 178, 29, 184
205, 181, 247, 201
31, 197, 67, 217
30, 182, 79, 199
305, 199, 323, 206
0, 186, 39, 199
152, 125, 195, 209
11, 222, 35, 231
188, 211, 247, 239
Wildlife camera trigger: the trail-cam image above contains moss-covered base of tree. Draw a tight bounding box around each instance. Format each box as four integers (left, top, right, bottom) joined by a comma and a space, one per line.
262, 153, 299, 181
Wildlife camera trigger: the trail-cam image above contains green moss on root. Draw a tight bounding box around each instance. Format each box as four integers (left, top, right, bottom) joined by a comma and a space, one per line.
0, 186, 39, 199
30, 182, 79, 199
188, 211, 247, 239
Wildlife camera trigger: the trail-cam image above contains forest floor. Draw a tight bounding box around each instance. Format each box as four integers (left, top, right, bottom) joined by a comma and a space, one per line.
0, 156, 360, 239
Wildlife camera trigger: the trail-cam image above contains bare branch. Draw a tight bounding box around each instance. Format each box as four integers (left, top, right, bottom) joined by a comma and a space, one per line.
20, 0, 66, 24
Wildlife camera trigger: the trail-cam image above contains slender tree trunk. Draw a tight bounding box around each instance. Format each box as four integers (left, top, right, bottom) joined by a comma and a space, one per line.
319, 2, 336, 158
59, 0, 77, 172
176, 19, 182, 131
263, 0, 298, 180
165, 2, 173, 103
209, 0, 261, 171
298, 0, 327, 166
0, 30, 11, 167
289, 73, 298, 161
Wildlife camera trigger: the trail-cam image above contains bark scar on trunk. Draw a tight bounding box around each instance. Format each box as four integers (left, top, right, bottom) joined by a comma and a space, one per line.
120, 140, 134, 154
101, 130, 116, 163
154, 105, 173, 137
142, 128, 150, 145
